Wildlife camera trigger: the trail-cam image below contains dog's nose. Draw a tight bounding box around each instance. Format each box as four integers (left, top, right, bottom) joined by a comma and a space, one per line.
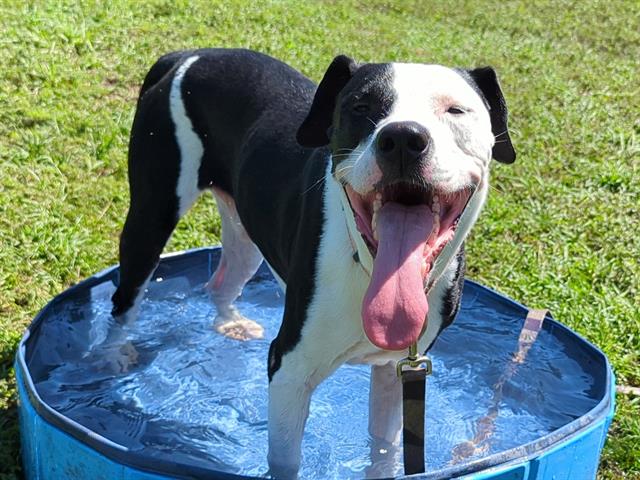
376, 122, 431, 174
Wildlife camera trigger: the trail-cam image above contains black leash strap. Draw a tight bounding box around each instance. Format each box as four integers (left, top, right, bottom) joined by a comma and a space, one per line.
397, 344, 431, 475
402, 368, 427, 475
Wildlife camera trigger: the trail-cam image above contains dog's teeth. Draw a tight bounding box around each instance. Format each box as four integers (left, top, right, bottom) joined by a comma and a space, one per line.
372, 197, 382, 236
432, 195, 441, 215
372, 197, 382, 234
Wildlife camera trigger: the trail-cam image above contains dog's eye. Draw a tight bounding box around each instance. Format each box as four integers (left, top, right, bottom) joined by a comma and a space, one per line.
447, 106, 466, 115
352, 102, 370, 115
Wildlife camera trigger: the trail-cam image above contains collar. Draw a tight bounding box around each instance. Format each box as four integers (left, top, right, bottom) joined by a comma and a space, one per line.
336, 180, 373, 277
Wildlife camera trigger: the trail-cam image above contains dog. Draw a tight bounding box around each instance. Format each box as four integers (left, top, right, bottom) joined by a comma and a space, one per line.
110, 49, 515, 478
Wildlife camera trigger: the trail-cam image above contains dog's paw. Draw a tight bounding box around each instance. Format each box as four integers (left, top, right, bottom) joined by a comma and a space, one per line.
214, 311, 264, 341
103, 341, 139, 373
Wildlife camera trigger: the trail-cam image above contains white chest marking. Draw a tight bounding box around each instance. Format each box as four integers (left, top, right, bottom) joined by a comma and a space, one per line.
275, 161, 460, 377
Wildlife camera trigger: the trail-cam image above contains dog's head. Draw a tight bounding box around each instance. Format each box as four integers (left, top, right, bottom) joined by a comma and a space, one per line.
297, 56, 515, 351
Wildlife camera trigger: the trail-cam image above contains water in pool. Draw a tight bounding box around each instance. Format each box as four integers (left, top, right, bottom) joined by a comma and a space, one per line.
33, 265, 597, 479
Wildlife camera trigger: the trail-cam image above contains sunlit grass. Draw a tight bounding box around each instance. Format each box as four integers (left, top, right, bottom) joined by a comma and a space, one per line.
1, 0, 638, 478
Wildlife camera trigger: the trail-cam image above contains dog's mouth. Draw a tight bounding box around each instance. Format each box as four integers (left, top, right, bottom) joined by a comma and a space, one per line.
344, 182, 472, 351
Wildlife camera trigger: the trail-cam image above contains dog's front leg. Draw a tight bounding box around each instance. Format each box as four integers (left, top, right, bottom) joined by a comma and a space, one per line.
267, 366, 314, 479
366, 362, 402, 478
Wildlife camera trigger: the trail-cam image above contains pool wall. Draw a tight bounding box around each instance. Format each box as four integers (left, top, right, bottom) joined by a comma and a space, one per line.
15, 247, 615, 480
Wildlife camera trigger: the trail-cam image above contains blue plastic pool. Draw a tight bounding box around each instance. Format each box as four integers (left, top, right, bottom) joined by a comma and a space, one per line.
16, 247, 614, 479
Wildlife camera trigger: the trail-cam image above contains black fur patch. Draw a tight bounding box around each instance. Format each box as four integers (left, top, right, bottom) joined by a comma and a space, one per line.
425, 245, 466, 353
439, 245, 466, 332
113, 49, 332, 381
329, 63, 395, 170
454, 67, 515, 164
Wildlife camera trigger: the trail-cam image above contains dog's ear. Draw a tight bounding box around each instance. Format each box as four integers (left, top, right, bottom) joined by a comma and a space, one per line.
467, 67, 516, 164
297, 55, 358, 147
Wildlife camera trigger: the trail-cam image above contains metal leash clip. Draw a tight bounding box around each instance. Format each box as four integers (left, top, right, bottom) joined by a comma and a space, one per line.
396, 342, 432, 377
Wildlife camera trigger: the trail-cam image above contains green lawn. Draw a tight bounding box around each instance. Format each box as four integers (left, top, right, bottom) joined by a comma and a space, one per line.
1, 0, 638, 478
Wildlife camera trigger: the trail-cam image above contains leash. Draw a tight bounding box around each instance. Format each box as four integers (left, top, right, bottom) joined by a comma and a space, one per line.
450, 308, 548, 463
339, 184, 432, 475
395, 309, 548, 474
397, 343, 432, 475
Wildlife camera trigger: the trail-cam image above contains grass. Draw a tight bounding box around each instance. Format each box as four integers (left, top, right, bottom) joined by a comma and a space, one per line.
0, 0, 638, 478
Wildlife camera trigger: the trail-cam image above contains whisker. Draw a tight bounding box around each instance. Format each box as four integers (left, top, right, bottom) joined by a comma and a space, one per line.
334, 166, 354, 181
334, 148, 355, 154
334, 170, 353, 180
350, 146, 367, 169
334, 163, 354, 172
301, 175, 327, 196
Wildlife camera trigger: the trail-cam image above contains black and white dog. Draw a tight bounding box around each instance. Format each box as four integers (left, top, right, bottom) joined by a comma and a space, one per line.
111, 49, 515, 477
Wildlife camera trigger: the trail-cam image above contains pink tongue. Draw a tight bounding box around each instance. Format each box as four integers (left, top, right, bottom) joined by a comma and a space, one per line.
362, 202, 434, 350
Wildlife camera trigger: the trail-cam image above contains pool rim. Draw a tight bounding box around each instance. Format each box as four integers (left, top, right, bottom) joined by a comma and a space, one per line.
15, 246, 615, 480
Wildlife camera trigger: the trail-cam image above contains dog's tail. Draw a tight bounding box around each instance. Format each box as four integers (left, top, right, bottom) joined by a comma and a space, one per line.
137, 50, 196, 100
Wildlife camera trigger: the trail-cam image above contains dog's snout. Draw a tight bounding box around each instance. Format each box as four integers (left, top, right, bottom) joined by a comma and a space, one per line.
375, 122, 431, 178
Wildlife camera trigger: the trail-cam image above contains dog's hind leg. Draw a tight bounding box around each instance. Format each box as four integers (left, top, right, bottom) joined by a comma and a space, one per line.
105, 54, 209, 375
111, 199, 181, 323
206, 187, 264, 340
112, 54, 204, 324
106, 52, 204, 371
103, 197, 180, 372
